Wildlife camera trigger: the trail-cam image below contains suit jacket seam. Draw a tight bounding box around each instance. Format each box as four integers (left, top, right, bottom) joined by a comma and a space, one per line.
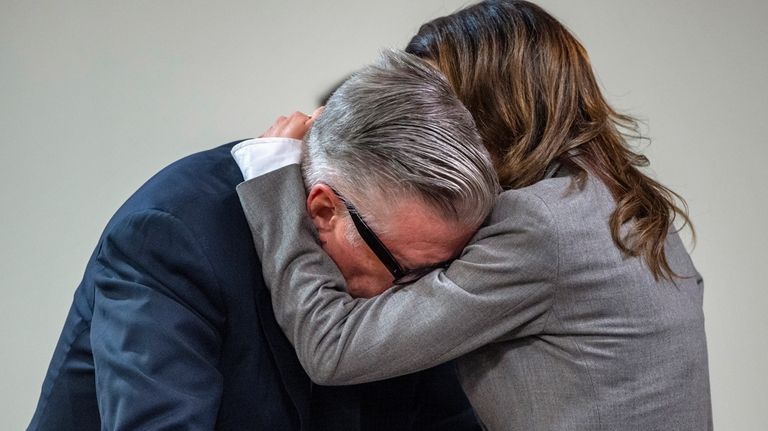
548, 307, 604, 429
518, 184, 602, 427
95, 207, 226, 336
513, 188, 561, 334
149, 207, 227, 333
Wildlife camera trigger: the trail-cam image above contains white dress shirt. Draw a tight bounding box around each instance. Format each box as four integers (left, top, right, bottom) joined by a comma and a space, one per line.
231, 137, 303, 181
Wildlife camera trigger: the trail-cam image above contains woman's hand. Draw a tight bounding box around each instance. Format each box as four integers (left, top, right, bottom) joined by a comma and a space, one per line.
260, 107, 324, 139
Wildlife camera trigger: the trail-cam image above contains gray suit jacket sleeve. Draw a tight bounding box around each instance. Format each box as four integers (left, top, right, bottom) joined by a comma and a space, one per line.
237, 165, 557, 385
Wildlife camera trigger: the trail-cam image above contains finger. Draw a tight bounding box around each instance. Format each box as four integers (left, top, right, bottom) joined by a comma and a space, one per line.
306, 106, 324, 125
271, 115, 291, 136
282, 116, 313, 139
289, 111, 308, 120
261, 120, 280, 137
309, 106, 325, 120
275, 116, 288, 127
264, 112, 313, 139
290, 110, 313, 128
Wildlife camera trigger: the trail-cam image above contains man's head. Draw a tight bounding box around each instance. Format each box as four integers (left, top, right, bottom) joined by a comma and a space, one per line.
303, 50, 499, 298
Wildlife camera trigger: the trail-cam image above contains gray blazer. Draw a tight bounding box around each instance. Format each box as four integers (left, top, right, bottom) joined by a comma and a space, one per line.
237, 164, 712, 431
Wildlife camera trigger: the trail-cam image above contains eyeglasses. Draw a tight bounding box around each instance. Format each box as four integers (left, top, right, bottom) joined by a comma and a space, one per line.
331, 188, 451, 285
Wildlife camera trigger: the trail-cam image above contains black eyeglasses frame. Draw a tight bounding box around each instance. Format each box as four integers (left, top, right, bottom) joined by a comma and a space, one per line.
331, 188, 450, 285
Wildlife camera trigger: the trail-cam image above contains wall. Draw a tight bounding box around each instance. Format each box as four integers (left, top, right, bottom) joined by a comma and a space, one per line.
1, 1, 765, 428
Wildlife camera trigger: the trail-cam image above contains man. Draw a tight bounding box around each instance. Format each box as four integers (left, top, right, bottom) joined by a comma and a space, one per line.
28, 51, 497, 430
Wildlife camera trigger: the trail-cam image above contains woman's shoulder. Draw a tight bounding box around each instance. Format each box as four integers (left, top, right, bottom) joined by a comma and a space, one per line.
509, 170, 612, 208
494, 172, 616, 239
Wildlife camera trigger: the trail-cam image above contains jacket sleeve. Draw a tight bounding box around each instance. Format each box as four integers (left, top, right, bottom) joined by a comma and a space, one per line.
237, 165, 557, 385
91, 209, 225, 430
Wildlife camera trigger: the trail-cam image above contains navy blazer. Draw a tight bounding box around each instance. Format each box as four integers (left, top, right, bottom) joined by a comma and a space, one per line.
28, 142, 478, 430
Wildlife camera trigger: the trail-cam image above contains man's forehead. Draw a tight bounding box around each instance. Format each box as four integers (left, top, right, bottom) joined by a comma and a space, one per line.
380, 213, 473, 268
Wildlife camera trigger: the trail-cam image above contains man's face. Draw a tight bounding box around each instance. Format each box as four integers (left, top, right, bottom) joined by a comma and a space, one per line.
307, 185, 475, 298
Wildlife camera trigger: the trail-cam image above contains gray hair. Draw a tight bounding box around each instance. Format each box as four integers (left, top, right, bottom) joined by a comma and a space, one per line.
303, 50, 499, 235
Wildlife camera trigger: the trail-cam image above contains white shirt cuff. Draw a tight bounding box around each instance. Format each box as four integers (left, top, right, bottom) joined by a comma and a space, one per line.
231, 137, 303, 181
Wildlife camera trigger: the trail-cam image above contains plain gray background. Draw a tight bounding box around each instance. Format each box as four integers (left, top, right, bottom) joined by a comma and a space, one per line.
2, 0, 766, 429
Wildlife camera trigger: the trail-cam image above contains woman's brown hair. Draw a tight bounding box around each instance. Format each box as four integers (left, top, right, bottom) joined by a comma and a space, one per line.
406, 0, 693, 280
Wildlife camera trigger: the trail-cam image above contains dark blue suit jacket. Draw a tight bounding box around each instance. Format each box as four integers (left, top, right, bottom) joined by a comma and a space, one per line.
28, 142, 478, 430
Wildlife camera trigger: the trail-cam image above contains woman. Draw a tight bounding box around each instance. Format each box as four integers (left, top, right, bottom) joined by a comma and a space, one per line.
240, 1, 712, 429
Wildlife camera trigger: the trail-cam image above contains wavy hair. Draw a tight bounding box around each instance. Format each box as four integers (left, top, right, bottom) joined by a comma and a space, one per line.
406, 0, 694, 280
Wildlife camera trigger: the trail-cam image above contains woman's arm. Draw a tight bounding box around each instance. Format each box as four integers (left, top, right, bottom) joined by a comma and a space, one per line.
236, 164, 558, 385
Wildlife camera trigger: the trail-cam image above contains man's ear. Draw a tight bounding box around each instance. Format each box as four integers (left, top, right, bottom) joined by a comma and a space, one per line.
306, 184, 340, 232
